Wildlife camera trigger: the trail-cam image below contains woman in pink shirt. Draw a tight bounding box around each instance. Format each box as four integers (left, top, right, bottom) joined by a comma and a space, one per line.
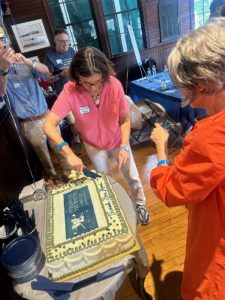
44, 47, 149, 225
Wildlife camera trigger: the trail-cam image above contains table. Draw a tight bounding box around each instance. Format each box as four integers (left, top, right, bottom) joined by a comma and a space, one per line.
129, 72, 206, 126
129, 72, 182, 121
14, 177, 151, 300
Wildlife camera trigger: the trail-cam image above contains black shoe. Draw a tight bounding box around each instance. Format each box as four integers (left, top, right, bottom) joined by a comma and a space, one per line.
136, 205, 150, 226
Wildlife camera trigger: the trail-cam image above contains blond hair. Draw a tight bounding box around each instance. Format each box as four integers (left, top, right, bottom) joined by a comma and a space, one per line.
168, 18, 225, 101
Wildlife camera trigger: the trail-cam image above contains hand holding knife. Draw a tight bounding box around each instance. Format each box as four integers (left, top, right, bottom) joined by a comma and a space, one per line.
83, 168, 101, 179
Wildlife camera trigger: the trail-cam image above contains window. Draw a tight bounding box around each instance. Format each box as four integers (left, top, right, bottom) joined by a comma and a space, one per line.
101, 0, 144, 56
47, 0, 145, 56
158, 0, 180, 42
48, 0, 99, 51
194, 0, 213, 28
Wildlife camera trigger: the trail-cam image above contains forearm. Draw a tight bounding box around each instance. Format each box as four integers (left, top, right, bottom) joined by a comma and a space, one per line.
0, 46, 13, 95
120, 117, 130, 145
44, 113, 84, 171
0, 75, 8, 96
47, 73, 61, 83
156, 142, 168, 161
43, 114, 74, 156
14, 53, 49, 74
150, 123, 169, 163
30, 60, 49, 74
43, 122, 64, 145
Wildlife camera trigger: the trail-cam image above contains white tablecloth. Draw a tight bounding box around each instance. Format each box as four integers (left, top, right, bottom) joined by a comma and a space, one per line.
14, 177, 149, 300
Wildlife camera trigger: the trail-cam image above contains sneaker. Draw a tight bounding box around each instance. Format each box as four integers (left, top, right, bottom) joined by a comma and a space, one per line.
136, 205, 150, 226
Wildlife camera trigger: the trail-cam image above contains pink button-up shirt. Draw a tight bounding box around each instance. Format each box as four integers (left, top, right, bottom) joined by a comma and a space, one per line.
51, 76, 129, 150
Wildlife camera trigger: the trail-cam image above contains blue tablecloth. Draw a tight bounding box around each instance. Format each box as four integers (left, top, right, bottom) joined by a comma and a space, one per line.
129, 73, 206, 124
132, 73, 182, 99
129, 73, 182, 121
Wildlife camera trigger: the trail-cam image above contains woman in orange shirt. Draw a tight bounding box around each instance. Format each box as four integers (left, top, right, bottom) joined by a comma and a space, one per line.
150, 18, 225, 299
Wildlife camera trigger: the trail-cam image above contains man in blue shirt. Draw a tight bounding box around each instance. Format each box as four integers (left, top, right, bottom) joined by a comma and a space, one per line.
44, 29, 80, 147
44, 29, 75, 96
3, 51, 70, 183
0, 44, 43, 200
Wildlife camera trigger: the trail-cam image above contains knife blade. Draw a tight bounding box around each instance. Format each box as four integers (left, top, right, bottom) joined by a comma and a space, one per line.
83, 168, 101, 179
31, 265, 125, 296
96, 265, 125, 282
53, 265, 125, 296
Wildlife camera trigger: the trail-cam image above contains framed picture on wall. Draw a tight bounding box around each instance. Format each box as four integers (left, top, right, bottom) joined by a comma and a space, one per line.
11, 19, 50, 53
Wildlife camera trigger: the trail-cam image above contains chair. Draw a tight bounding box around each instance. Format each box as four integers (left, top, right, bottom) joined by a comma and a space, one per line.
126, 96, 164, 144
126, 96, 182, 150
143, 99, 183, 150
126, 95, 143, 130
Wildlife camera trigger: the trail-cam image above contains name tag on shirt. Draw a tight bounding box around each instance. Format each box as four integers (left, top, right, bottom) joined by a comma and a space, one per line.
56, 59, 62, 64
80, 106, 90, 114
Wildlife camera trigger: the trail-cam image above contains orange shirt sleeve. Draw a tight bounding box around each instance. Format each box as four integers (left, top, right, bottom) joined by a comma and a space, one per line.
150, 115, 225, 207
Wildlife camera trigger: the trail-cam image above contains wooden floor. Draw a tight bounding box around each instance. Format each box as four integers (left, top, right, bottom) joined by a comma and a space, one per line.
79, 141, 188, 300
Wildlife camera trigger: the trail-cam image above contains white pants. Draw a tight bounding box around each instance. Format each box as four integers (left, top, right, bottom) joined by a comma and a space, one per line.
84, 143, 146, 206
21, 117, 71, 176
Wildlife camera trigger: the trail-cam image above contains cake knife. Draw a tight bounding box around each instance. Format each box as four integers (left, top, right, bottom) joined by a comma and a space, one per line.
31, 275, 71, 299
69, 264, 125, 291
53, 265, 126, 297
32, 265, 125, 295
83, 168, 102, 179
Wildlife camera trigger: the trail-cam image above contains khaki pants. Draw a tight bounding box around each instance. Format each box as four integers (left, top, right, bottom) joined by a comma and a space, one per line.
84, 143, 146, 206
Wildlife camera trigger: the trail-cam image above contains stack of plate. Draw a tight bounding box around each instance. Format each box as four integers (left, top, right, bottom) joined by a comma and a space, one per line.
1, 234, 45, 283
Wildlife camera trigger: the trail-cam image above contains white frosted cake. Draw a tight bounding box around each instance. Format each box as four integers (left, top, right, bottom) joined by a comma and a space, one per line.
45, 171, 139, 281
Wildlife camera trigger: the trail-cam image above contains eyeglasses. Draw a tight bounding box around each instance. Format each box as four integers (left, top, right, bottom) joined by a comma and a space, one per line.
55, 39, 70, 44
79, 79, 103, 87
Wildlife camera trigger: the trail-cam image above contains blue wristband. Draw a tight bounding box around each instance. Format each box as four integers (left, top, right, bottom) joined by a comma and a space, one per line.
157, 159, 169, 166
58, 141, 68, 150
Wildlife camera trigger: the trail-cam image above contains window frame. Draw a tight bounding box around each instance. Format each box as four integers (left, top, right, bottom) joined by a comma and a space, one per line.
44, 0, 100, 51
100, 0, 146, 57
193, 0, 213, 29
158, 0, 181, 43
42, 0, 147, 59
